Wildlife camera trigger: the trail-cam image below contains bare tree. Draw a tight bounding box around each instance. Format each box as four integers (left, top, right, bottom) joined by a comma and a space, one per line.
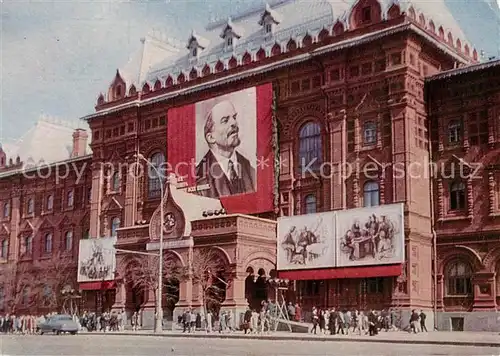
0, 263, 37, 313
126, 254, 185, 313
190, 248, 227, 316
32, 253, 77, 312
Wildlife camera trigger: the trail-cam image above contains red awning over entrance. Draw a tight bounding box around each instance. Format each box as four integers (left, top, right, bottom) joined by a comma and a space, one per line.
278, 264, 402, 280
79, 281, 116, 291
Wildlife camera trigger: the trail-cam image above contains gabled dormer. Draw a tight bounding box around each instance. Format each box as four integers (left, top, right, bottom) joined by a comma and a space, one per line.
220, 17, 243, 51
187, 30, 209, 61
258, 3, 282, 36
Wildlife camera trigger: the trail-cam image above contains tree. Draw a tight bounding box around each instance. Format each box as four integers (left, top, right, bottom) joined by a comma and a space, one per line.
32, 252, 77, 312
190, 248, 227, 316
0, 263, 37, 313
125, 253, 185, 314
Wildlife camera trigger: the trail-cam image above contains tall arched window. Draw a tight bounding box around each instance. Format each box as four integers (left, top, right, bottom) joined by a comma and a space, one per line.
112, 172, 120, 191
44, 233, 53, 254
446, 261, 472, 295
24, 235, 33, 255
363, 181, 380, 207
64, 231, 73, 251
0, 240, 8, 258
304, 194, 317, 214
27, 198, 34, 215
111, 217, 121, 237
148, 152, 166, 198
67, 190, 74, 207
448, 120, 462, 144
3, 201, 9, 218
299, 122, 322, 173
363, 121, 377, 145
450, 181, 466, 210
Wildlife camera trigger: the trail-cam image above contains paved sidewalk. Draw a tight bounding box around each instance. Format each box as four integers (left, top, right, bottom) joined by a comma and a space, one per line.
79, 329, 500, 347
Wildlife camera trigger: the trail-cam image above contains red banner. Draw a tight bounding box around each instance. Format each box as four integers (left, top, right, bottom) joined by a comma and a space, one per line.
167, 84, 274, 214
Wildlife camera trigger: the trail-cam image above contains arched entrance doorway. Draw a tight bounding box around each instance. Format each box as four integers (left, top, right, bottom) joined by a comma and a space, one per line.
124, 259, 145, 313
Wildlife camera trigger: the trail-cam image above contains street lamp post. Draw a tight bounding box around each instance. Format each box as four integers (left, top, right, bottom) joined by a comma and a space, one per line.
135, 153, 164, 333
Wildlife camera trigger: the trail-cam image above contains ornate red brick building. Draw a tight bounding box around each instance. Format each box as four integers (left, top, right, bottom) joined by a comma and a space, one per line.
1, 0, 498, 331
428, 60, 500, 331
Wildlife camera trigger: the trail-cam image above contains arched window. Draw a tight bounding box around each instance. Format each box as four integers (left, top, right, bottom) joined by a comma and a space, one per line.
67, 190, 74, 207
111, 217, 121, 237
44, 233, 53, 254
450, 181, 466, 210
448, 120, 462, 144
304, 194, 317, 214
298, 122, 322, 173
446, 261, 473, 295
64, 231, 73, 251
3, 201, 9, 218
363, 121, 377, 145
0, 240, 8, 259
148, 152, 166, 198
24, 235, 33, 255
46, 195, 53, 211
363, 181, 380, 207
27, 198, 34, 215
112, 172, 120, 191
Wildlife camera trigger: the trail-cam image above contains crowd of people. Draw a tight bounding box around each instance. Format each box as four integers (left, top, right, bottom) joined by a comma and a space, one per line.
0, 314, 44, 334
307, 307, 428, 336
0, 303, 428, 336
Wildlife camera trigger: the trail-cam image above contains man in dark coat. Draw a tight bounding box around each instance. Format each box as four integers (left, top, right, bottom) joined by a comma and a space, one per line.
195, 100, 255, 198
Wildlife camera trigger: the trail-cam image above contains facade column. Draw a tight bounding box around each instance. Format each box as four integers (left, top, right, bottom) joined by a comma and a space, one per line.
123, 158, 137, 227
173, 277, 193, 321
112, 281, 126, 310
89, 162, 104, 238
140, 287, 156, 329
8, 184, 22, 261
435, 274, 444, 311
221, 277, 249, 330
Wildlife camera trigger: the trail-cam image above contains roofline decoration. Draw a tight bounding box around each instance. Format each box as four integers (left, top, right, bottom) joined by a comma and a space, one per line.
84, 22, 471, 122
0, 154, 92, 179
426, 58, 500, 82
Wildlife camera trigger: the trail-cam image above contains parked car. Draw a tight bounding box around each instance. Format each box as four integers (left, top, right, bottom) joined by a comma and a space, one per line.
39, 314, 79, 335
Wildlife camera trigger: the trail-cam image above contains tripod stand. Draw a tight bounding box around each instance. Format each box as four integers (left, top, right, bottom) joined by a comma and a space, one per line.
272, 287, 292, 332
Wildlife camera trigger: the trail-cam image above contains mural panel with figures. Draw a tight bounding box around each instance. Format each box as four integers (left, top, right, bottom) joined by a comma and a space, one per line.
336, 203, 404, 267
277, 212, 336, 270
77, 236, 117, 282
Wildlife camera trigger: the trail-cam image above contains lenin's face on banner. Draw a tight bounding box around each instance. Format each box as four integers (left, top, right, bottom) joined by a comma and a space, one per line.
205, 100, 241, 151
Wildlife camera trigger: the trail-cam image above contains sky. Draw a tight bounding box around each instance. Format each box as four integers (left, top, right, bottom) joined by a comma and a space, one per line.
1, 0, 499, 142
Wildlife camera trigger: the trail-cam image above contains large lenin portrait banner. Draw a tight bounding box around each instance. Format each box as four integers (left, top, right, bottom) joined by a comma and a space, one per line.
167, 84, 274, 214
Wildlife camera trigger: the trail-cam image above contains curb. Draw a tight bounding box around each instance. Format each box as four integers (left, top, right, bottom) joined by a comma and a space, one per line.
78, 332, 500, 348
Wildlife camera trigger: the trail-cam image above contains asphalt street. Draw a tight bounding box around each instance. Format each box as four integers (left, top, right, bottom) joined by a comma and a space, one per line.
1, 334, 499, 356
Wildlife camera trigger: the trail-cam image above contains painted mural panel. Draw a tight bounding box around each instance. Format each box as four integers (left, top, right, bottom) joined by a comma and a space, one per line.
277, 212, 336, 270
336, 203, 405, 267
77, 236, 117, 282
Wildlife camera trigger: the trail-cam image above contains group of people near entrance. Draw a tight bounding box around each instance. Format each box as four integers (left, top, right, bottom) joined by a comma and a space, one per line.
80, 310, 126, 332
308, 307, 427, 336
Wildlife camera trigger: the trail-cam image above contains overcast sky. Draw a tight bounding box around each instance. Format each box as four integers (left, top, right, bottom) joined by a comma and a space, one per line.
1, 0, 499, 142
